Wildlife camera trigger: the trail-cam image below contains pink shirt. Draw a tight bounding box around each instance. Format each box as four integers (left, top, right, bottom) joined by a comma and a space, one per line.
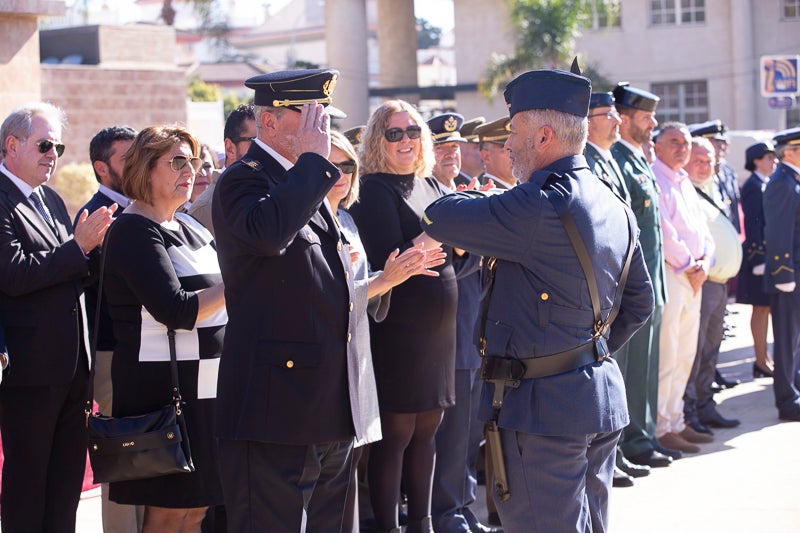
653, 158, 714, 274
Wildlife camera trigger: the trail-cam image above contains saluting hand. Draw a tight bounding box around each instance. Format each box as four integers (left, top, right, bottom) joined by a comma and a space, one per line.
294, 101, 331, 160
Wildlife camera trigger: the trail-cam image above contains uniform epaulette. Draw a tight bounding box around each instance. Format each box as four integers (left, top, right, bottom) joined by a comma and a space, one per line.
240, 158, 262, 171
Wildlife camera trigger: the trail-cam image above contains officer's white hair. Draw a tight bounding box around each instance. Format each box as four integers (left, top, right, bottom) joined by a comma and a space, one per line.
253, 105, 286, 133
776, 144, 798, 161
0, 102, 67, 158
521, 109, 588, 154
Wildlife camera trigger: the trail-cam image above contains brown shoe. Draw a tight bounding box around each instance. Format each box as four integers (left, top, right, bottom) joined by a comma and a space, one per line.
659, 432, 700, 453
680, 425, 713, 444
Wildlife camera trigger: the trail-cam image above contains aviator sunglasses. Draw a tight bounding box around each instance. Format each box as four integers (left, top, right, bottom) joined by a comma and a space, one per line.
333, 160, 356, 174
35, 139, 66, 158
384, 125, 422, 143
168, 155, 204, 173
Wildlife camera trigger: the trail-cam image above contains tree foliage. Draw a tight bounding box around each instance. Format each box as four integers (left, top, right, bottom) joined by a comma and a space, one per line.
479, 0, 613, 98
187, 77, 221, 102
417, 18, 442, 49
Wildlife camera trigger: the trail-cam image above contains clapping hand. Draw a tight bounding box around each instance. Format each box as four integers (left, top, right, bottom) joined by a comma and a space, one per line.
456, 177, 495, 192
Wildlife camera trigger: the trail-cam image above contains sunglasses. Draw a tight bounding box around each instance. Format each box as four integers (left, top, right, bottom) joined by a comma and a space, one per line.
333, 160, 356, 174
35, 139, 66, 157
230, 136, 255, 144
168, 155, 204, 173
384, 125, 422, 143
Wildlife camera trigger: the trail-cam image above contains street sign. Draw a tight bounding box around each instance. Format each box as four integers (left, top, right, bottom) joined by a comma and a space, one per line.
768, 96, 796, 109
761, 55, 800, 97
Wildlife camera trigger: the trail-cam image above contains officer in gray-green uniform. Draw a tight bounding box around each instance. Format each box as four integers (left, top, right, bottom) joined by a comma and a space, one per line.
610, 83, 675, 469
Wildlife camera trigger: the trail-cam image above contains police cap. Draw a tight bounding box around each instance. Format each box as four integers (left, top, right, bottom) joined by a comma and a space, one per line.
612, 83, 659, 113
476, 116, 510, 145
589, 92, 614, 109
773, 126, 800, 149
427, 112, 466, 144
343, 125, 365, 148
688, 119, 729, 141
744, 141, 775, 171
460, 116, 486, 142
245, 68, 346, 118
504, 69, 591, 118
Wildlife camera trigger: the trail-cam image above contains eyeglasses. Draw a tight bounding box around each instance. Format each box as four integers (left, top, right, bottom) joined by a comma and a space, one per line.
35, 139, 66, 157
230, 136, 255, 144
168, 155, 204, 173
588, 110, 621, 120
333, 160, 356, 174
384, 125, 422, 143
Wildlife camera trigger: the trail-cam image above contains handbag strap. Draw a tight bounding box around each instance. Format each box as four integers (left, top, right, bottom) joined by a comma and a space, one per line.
87, 220, 183, 418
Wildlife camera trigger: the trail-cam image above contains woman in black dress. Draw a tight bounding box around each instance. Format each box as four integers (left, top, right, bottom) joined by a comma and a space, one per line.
103, 126, 227, 532
737, 142, 777, 378
349, 100, 457, 533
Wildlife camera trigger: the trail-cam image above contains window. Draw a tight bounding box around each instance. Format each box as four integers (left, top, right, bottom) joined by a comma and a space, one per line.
784, 0, 800, 19
650, 0, 705, 26
651, 80, 709, 124
589, 0, 622, 29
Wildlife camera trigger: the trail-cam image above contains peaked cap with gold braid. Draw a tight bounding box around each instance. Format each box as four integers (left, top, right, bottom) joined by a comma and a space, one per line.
245, 68, 347, 118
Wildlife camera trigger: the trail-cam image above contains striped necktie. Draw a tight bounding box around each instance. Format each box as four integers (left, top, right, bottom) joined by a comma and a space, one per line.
30, 188, 56, 230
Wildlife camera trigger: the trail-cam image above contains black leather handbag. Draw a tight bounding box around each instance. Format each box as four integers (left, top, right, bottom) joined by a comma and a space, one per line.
86, 227, 195, 483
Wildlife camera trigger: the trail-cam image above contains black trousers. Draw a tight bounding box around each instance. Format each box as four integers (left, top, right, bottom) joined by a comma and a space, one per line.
219, 437, 354, 533
0, 362, 90, 533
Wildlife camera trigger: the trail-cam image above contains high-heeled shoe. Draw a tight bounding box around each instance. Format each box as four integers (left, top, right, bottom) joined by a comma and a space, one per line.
753, 362, 774, 378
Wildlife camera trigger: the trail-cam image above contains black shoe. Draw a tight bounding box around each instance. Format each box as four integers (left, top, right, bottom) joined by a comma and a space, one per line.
778, 409, 800, 422
753, 362, 774, 378
487, 512, 502, 527
653, 441, 683, 460
613, 466, 634, 487
710, 381, 724, 394
687, 420, 714, 435
699, 407, 741, 428
627, 449, 672, 468
715, 370, 741, 389
617, 453, 650, 478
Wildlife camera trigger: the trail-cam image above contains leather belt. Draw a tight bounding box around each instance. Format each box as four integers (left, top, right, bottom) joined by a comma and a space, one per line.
480, 340, 608, 382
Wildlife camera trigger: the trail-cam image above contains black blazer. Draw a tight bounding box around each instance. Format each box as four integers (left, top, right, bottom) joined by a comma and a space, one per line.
212, 143, 358, 445
0, 172, 92, 386
76, 191, 121, 351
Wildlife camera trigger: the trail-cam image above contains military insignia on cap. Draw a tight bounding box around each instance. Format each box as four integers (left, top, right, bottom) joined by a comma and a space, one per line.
444, 116, 458, 132
323, 75, 337, 97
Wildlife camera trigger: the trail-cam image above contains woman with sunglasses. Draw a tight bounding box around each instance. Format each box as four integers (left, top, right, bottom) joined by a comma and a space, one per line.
328, 130, 446, 533
349, 101, 457, 533
102, 126, 227, 532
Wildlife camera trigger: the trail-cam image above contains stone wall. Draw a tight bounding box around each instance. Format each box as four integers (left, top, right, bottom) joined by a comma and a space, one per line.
41, 65, 187, 168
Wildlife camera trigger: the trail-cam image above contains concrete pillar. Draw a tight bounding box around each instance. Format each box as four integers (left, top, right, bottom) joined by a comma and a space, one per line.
729, 0, 756, 129
376, 0, 418, 103
326, 0, 370, 127
0, 2, 66, 119
453, 0, 514, 121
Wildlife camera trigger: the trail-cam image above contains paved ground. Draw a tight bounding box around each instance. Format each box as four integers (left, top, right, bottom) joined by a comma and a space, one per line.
70, 302, 800, 532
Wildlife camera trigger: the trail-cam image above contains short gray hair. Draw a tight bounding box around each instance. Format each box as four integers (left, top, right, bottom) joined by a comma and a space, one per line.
253, 105, 286, 134
520, 108, 588, 154
0, 102, 67, 158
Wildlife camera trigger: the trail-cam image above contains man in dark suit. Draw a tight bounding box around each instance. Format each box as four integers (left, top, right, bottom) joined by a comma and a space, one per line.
763, 126, 800, 422
78, 125, 141, 532
424, 65, 654, 533
212, 70, 359, 532
0, 103, 116, 532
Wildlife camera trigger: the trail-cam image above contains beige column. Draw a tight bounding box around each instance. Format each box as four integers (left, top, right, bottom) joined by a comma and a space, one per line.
0, 2, 66, 119
729, 0, 756, 129
453, 0, 514, 120
326, 0, 369, 127
376, 0, 418, 104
